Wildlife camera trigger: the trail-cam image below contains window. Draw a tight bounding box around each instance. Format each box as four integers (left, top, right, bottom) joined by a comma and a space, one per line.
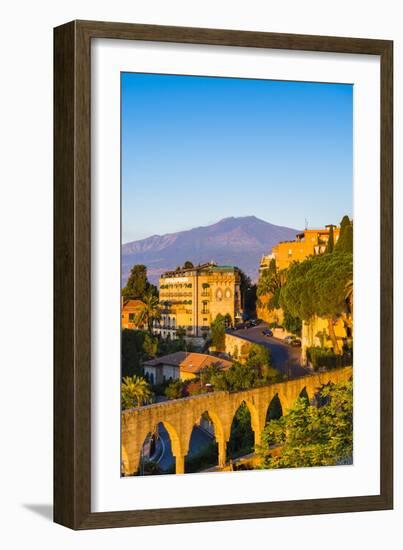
129, 313, 134, 320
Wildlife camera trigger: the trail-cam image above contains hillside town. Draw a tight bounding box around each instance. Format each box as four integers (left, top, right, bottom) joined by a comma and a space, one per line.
121, 216, 353, 476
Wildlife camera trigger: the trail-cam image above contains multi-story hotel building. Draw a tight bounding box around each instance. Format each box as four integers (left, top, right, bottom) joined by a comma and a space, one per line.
259, 225, 340, 272
154, 262, 242, 339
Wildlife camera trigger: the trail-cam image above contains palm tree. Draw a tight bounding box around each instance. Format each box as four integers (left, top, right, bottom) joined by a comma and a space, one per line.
136, 291, 161, 333
344, 277, 353, 336
121, 375, 152, 409
345, 277, 353, 314
345, 278, 353, 302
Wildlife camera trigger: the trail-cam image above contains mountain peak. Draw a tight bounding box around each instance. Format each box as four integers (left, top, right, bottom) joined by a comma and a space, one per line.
122, 217, 299, 285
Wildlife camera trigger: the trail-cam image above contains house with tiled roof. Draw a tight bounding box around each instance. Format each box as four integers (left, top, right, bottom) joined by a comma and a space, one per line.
143, 351, 233, 385
121, 299, 146, 330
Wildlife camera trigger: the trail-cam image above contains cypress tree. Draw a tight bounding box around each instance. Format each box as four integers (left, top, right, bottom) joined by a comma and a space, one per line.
325, 225, 335, 253
336, 216, 353, 253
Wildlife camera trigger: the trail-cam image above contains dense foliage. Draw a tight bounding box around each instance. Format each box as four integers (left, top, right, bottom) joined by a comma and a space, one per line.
256, 381, 353, 468
122, 264, 157, 301
121, 329, 146, 378
165, 379, 185, 400
237, 268, 257, 318
210, 314, 226, 351
227, 403, 254, 460
280, 251, 353, 352
257, 258, 283, 310
282, 310, 302, 336
325, 224, 335, 253
135, 291, 161, 332
306, 346, 352, 370
121, 375, 153, 409
185, 441, 218, 473
200, 349, 281, 393
336, 215, 353, 254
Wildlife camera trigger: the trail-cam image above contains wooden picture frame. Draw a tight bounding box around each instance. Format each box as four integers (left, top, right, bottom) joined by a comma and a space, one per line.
54, 20, 393, 529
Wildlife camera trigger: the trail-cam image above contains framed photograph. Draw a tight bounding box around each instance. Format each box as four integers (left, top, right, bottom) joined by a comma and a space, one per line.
54, 20, 393, 529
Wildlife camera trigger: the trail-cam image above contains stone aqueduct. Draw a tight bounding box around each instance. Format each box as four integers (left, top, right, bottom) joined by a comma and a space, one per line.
122, 366, 352, 475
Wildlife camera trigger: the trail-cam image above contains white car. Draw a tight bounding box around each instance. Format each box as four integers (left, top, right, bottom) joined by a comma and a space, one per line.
284, 335, 295, 345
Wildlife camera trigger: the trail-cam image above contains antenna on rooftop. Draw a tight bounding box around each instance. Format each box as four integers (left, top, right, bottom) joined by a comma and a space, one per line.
305, 218, 308, 230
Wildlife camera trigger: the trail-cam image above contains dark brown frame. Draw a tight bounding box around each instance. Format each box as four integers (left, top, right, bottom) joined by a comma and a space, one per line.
54, 20, 393, 530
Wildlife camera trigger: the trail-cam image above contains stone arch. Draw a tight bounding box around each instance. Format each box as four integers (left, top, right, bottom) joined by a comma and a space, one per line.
121, 444, 130, 475
185, 409, 223, 472
227, 400, 257, 460
240, 398, 262, 445
299, 386, 310, 404
201, 409, 226, 443
201, 408, 228, 468
265, 393, 283, 423
160, 419, 183, 459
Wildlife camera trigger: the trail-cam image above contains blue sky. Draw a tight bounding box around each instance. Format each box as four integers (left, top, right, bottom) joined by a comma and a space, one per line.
121, 73, 352, 243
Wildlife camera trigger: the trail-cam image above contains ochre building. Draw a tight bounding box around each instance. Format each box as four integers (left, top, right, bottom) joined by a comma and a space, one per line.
143, 351, 233, 385
121, 299, 146, 330
260, 225, 340, 272
155, 262, 242, 339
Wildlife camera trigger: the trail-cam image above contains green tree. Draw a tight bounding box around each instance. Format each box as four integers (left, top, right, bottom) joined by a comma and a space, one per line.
283, 310, 302, 336
211, 313, 226, 351
122, 264, 157, 301
143, 333, 158, 358
246, 344, 272, 378
237, 268, 257, 317
165, 379, 184, 400
121, 375, 153, 409
280, 257, 317, 321
310, 252, 352, 353
336, 215, 353, 253
256, 381, 353, 468
325, 225, 335, 253
225, 362, 256, 391
121, 329, 145, 378
224, 313, 233, 328
280, 252, 352, 353
227, 403, 254, 459
136, 291, 161, 333
257, 258, 283, 310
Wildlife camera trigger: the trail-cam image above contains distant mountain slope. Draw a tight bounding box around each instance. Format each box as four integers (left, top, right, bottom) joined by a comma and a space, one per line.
122, 216, 299, 285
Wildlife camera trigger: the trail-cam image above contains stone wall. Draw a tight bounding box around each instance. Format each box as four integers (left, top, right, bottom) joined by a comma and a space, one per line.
224, 333, 254, 362
122, 366, 353, 475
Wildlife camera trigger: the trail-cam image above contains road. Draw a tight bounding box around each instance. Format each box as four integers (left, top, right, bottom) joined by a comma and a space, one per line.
142, 324, 307, 473
149, 424, 213, 473
228, 324, 308, 378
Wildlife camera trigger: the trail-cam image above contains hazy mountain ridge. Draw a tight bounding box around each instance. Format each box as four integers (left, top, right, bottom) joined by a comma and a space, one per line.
122, 216, 299, 285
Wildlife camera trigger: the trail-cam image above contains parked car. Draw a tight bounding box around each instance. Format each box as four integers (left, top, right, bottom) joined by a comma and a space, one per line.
290, 339, 302, 347
262, 329, 273, 337
249, 318, 261, 327
233, 323, 245, 331
284, 335, 295, 345
245, 321, 254, 329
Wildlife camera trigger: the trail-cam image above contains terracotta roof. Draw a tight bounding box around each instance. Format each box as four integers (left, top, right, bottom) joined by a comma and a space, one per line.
143, 352, 233, 374
143, 351, 187, 368
122, 299, 145, 310
180, 353, 233, 374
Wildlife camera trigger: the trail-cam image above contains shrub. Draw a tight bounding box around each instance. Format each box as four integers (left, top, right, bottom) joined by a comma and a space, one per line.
185, 441, 218, 473
165, 379, 185, 399
306, 347, 352, 370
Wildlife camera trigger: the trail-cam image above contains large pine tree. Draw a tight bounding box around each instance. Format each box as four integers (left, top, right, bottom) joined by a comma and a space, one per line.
122, 264, 157, 300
